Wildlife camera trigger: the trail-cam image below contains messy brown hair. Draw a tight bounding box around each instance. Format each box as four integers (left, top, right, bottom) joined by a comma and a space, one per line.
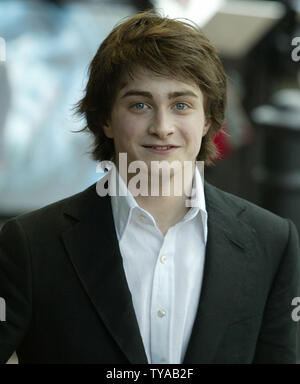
75, 10, 227, 166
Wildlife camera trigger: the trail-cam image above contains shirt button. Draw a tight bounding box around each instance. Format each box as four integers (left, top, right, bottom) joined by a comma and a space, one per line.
160, 255, 167, 264
157, 309, 166, 318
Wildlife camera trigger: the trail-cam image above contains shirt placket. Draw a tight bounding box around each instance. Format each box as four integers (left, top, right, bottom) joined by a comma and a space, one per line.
150, 230, 174, 364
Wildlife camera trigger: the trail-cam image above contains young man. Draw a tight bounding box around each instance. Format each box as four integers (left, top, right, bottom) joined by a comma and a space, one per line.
0, 11, 299, 364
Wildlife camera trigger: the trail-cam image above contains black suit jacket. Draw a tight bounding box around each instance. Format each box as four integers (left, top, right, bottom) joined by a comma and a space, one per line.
0, 181, 299, 364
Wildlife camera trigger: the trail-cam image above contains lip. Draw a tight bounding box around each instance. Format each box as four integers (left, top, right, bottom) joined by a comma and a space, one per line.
142, 145, 180, 154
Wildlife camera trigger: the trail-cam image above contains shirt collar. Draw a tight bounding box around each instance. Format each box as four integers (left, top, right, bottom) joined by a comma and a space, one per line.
108, 163, 207, 241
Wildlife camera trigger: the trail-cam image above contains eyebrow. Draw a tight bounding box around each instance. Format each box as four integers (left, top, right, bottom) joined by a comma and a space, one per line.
121, 90, 199, 99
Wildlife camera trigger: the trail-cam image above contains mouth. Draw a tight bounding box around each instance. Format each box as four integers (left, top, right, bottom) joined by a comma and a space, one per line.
142, 145, 180, 154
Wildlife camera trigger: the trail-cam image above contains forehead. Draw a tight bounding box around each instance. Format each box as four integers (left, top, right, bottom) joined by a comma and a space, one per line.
117, 67, 202, 97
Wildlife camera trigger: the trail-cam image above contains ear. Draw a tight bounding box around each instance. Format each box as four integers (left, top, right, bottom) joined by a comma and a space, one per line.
103, 121, 114, 139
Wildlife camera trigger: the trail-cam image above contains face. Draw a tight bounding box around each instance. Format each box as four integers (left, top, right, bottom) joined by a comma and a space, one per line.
103, 67, 210, 180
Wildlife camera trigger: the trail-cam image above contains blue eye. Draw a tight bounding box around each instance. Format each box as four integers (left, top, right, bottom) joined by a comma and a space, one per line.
175, 103, 187, 110
134, 103, 147, 110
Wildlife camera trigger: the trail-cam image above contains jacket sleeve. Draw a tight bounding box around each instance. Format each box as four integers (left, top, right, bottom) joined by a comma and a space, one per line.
253, 219, 300, 364
0, 219, 32, 364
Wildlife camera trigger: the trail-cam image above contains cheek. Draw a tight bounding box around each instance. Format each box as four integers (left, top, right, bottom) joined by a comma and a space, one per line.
181, 120, 203, 147
115, 115, 141, 140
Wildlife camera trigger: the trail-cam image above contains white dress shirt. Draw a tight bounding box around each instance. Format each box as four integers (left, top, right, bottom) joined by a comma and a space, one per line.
108, 164, 208, 364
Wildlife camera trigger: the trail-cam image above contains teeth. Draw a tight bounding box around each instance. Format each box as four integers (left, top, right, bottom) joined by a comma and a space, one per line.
152, 146, 172, 149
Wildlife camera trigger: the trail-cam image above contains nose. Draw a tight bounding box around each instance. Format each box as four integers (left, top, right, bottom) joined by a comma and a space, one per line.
148, 108, 174, 139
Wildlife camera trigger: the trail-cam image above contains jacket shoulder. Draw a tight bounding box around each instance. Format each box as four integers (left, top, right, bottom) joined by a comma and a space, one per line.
204, 181, 294, 248
3, 183, 97, 237
205, 181, 288, 225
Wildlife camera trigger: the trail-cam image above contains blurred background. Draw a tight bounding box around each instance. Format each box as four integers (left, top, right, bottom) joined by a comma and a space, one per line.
0, 0, 299, 364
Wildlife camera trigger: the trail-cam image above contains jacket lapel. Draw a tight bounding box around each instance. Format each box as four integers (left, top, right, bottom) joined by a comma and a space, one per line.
61, 182, 148, 364
183, 182, 257, 363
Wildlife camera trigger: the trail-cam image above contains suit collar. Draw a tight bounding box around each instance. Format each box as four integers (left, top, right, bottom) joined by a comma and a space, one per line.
61, 181, 256, 364
62, 182, 148, 364
183, 182, 255, 363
